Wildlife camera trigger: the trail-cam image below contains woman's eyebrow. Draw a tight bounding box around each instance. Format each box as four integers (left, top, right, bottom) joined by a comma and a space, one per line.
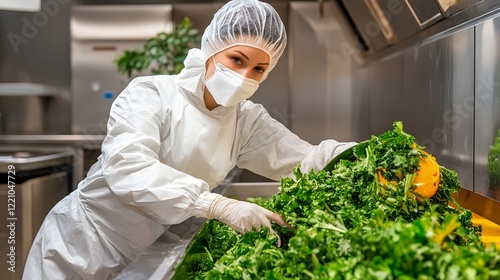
234, 50, 269, 65
234, 50, 250, 60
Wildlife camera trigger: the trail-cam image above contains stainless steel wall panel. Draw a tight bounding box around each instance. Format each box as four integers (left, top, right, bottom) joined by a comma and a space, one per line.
475, 18, 500, 201
402, 29, 475, 190
290, 2, 363, 144
368, 28, 475, 190
350, 65, 371, 141
368, 54, 404, 136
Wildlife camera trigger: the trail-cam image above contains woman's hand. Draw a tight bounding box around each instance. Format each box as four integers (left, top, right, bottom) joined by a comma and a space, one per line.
206, 195, 289, 245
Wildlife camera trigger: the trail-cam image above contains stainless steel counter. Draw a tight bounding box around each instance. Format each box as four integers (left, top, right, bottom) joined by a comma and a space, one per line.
0, 134, 105, 148
0, 135, 105, 189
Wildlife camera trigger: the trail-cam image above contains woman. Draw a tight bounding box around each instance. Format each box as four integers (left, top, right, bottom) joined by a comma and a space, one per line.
23, 0, 355, 279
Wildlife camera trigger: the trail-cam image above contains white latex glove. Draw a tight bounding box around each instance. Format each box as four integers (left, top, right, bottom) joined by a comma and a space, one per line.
206, 195, 289, 245
300, 140, 357, 173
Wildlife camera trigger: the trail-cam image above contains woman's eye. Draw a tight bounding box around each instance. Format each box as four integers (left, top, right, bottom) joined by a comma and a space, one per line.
254, 66, 265, 73
232, 57, 242, 64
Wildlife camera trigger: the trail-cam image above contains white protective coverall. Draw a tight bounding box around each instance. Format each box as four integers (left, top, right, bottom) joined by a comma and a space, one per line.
23, 48, 355, 279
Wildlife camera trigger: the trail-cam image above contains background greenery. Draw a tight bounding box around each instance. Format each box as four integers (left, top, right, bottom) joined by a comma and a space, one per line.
114, 17, 201, 78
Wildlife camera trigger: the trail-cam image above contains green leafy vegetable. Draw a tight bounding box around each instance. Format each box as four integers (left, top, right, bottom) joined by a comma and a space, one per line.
175, 121, 500, 279
114, 17, 200, 78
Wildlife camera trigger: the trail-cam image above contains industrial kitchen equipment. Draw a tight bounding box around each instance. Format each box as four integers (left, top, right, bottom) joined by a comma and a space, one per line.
0, 151, 72, 280
70, 5, 173, 134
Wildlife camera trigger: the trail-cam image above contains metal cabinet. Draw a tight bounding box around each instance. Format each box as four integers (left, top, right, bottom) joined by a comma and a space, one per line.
70, 5, 173, 134
0, 152, 71, 280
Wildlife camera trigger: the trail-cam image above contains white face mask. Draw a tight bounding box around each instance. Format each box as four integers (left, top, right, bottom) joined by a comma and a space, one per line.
205, 59, 260, 107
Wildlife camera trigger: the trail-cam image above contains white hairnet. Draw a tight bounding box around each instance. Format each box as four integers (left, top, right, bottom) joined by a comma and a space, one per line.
201, 0, 287, 74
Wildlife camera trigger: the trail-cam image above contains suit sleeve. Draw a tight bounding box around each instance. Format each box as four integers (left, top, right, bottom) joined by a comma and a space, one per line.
236, 101, 356, 180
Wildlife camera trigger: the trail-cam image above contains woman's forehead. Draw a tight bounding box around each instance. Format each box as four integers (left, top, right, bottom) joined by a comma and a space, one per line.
220, 45, 270, 62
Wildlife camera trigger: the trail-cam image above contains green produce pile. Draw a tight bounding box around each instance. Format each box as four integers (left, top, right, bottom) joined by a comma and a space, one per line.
173, 122, 500, 280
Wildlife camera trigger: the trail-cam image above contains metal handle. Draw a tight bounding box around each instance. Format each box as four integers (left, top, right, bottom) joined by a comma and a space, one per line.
364, 0, 396, 43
